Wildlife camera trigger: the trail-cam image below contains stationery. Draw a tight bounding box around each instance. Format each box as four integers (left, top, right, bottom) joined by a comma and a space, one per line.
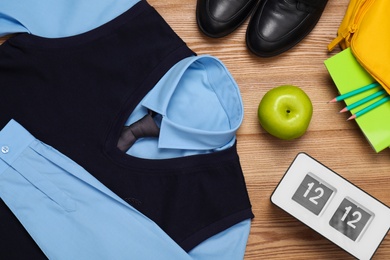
348, 96, 390, 121
328, 82, 380, 103
324, 47, 390, 152
339, 89, 387, 113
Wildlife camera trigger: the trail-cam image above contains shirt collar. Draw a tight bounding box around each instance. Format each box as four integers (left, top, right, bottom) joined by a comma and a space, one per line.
142, 55, 243, 150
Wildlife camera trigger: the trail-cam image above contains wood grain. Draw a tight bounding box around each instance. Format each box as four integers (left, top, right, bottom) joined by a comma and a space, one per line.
1, 0, 389, 259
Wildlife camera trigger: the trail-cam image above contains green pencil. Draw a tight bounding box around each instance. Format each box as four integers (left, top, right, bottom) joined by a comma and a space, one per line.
339, 89, 387, 113
348, 95, 390, 120
329, 82, 380, 103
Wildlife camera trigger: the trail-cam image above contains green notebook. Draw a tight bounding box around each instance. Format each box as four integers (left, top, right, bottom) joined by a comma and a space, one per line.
324, 48, 390, 152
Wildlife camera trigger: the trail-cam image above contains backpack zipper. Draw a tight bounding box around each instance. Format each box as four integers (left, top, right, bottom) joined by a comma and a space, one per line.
328, 0, 374, 51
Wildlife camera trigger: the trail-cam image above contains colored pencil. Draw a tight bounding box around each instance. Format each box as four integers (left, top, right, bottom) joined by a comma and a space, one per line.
339, 89, 387, 113
328, 82, 380, 103
347, 95, 390, 120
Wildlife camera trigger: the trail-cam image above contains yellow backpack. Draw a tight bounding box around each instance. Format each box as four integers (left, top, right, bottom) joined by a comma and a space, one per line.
328, 0, 390, 94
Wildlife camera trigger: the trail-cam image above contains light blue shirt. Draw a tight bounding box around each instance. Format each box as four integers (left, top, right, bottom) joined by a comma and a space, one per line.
0, 0, 139, 37
0, 119, 192, 260
0, 3, 251, 258
126, 55, 243, 159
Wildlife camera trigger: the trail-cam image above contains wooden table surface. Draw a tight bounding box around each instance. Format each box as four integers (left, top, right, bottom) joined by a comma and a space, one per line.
1, 0, 389, 259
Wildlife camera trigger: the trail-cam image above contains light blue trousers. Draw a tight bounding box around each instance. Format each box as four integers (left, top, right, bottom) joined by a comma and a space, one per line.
0, 119, 192, 259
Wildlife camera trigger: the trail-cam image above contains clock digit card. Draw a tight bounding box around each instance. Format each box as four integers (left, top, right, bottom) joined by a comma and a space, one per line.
271, 153, 390, 260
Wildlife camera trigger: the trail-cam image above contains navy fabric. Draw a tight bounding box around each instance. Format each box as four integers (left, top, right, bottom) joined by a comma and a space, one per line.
0, 0, 253, 257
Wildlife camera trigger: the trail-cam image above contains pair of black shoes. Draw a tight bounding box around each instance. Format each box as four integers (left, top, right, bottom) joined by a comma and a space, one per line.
196, 0, 328, 57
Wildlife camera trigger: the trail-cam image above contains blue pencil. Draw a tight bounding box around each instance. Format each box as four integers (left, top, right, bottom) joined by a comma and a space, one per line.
348, 95, 390, 120
329, 82, 380, 103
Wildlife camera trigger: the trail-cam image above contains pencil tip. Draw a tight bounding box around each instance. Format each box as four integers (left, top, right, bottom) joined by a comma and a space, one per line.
339, 107, 348, 113
328, 98, 337, 103
347, 115, 356, 121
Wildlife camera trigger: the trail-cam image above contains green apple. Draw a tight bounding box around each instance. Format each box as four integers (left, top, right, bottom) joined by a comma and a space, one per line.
257, 85, 313, 140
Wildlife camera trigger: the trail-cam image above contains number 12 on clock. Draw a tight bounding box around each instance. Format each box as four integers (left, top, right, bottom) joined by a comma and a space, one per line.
292, 174, 334, 215
330, 198, 373, 241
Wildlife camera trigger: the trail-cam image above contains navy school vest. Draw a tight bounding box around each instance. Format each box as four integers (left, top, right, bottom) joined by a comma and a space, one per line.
0, 1, 253, 258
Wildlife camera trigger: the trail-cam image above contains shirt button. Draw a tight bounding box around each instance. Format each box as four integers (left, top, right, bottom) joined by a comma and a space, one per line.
1, 146, 9, 154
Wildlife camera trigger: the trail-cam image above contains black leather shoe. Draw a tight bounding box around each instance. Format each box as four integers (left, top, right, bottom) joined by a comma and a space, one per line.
196, 0, 258, 38
246, 0, 328, 57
